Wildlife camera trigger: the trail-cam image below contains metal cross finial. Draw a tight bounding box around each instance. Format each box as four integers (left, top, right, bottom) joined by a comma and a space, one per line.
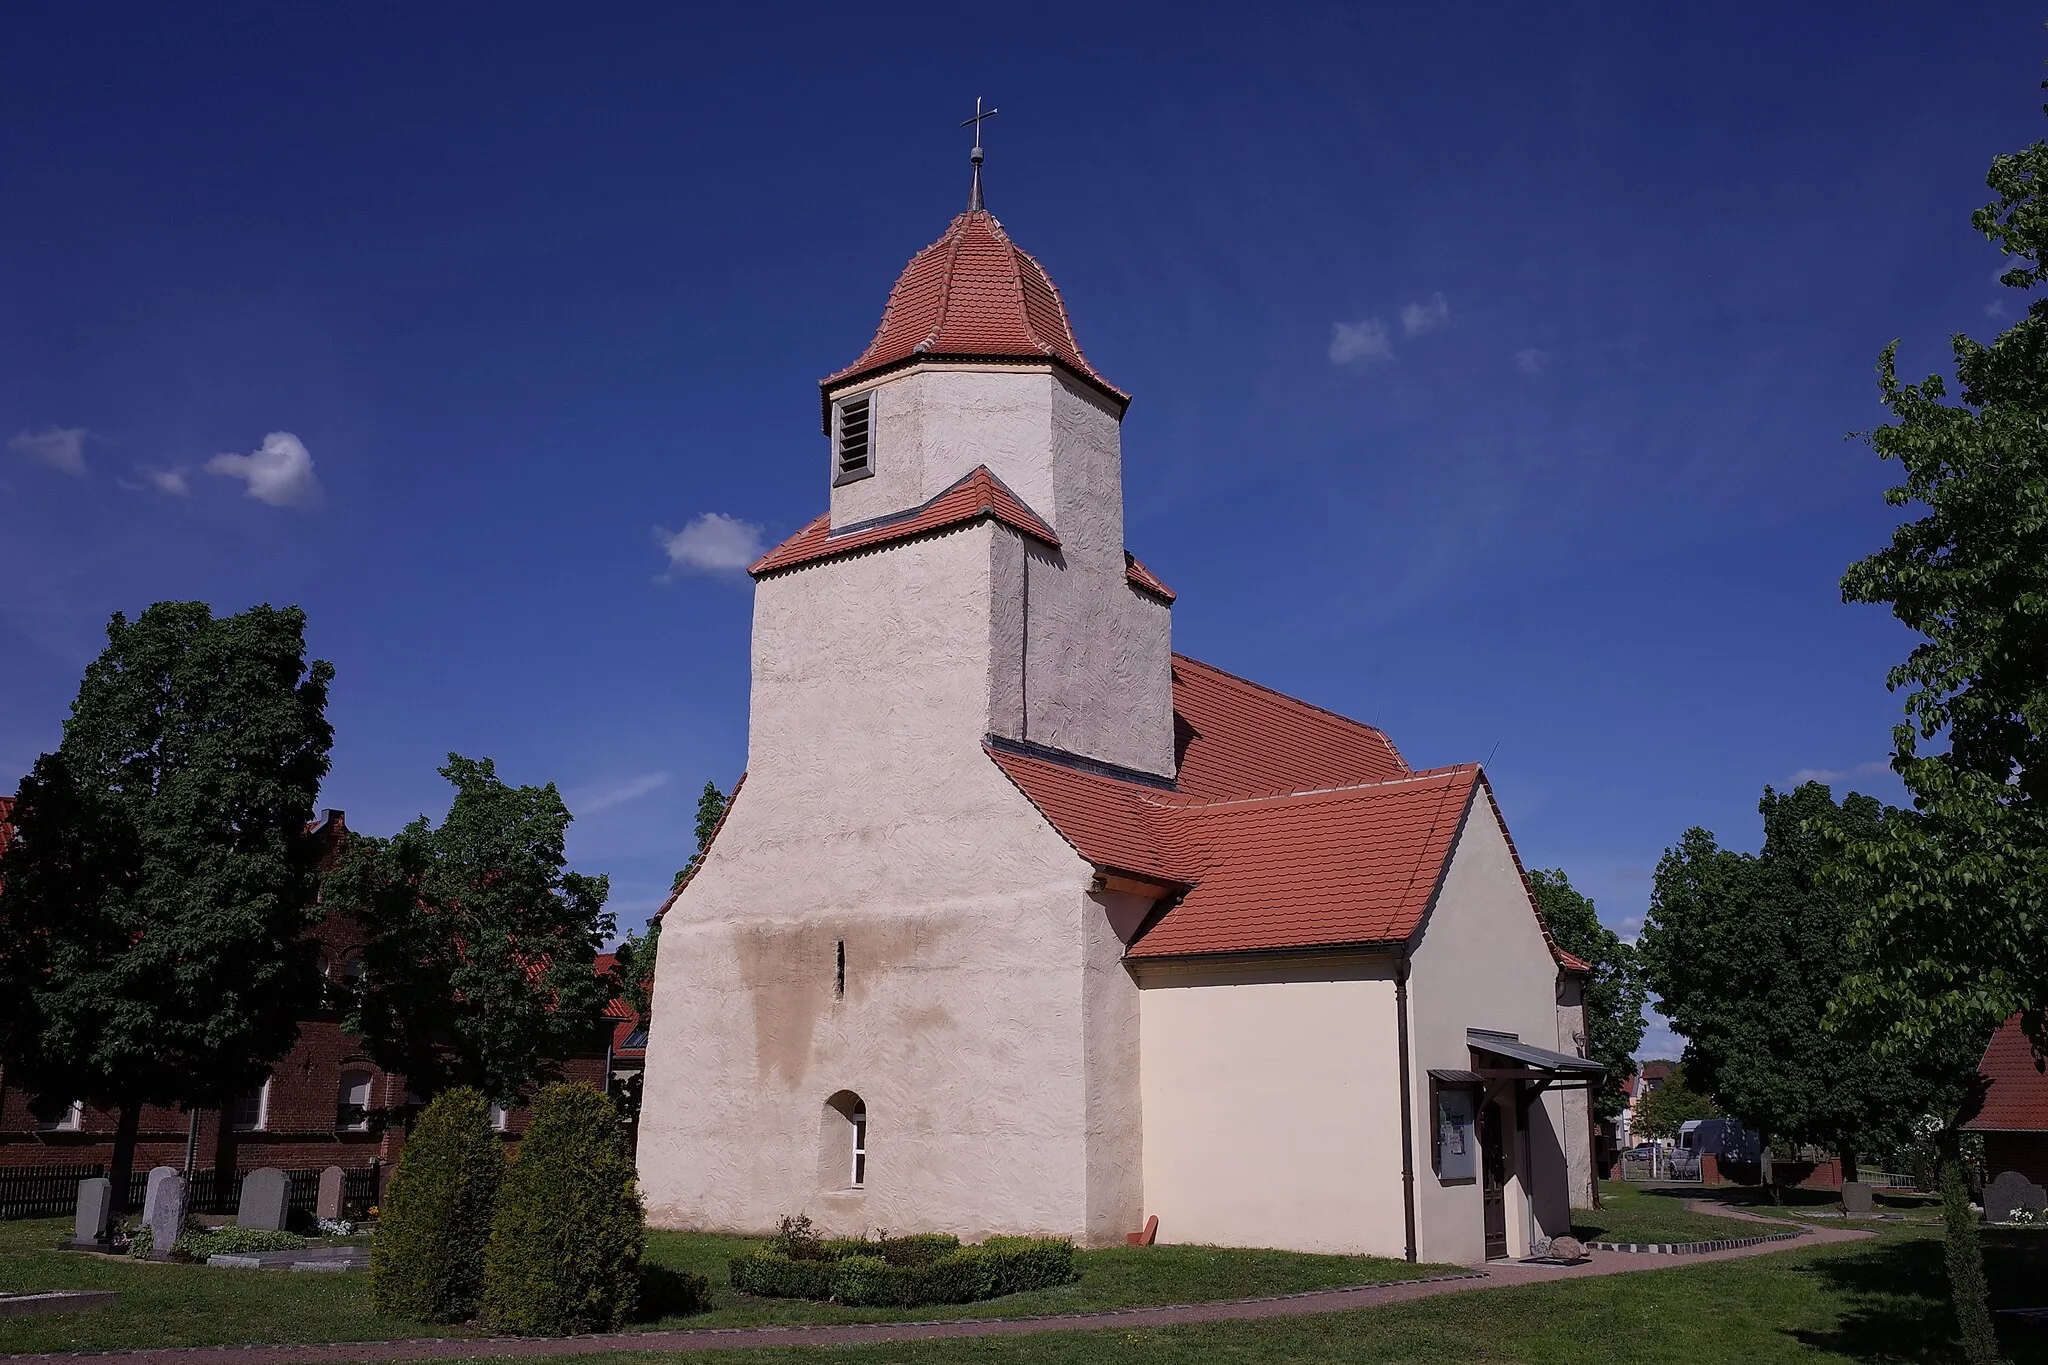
961, 97, 999, 211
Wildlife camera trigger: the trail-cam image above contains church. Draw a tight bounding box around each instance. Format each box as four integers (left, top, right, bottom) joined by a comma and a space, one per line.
638, 149, 1600, 1266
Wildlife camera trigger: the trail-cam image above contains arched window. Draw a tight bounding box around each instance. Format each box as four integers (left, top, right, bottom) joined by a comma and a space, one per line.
231, 1079, 271, 1132
337, 1069, 374, 1132
819, 1091, 866, 1190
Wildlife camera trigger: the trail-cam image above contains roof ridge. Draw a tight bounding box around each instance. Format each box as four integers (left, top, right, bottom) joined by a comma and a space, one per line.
914, 212, 972, 356
1172, 652, 1408, 772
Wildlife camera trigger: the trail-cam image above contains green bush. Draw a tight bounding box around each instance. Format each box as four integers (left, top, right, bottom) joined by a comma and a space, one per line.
371, 1087, 505, 1322
481, 1082, 645, 1335
174, 1227, 309, 1260
728, 1231, 1073, 1307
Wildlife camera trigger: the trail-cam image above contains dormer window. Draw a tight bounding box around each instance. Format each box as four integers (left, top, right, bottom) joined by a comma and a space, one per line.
834, 394, 873, 485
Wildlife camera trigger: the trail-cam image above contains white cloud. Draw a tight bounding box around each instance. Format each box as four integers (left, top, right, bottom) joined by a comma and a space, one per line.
205, 431, 323, 509
1513, 348, 1547, 375
1329, 318, 1393, 367
572, 771, 671, 816
1786, 760, 1893, 786
1400, 293, 1450, 336
1986, 299, 2011, 318
657, 512, 765, 577
8, 426, 89, 476
146, 467, 189, 496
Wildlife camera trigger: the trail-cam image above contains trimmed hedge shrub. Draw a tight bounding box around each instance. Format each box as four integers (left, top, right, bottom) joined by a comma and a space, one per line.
481, 1082, 645, 1335
371, 1087, 505, 1322
174, 1227, 309, 1260
729, 1230, 1073, 1308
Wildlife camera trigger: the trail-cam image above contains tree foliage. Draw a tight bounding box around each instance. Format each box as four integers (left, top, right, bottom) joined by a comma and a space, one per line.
1633, 1065, 1719, 1142
1524, 869, 1646, 1121
328, 755, 614, 1107
1830, 88, 2048, 1065
370, 1087, 504, 1323
481, 1082, 643, 1334
0, 601, 333, 1212
1641, 783, 1983, 1163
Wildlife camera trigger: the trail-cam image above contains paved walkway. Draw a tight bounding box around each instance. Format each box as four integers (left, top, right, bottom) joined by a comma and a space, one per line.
5, 1202, 1873, 1365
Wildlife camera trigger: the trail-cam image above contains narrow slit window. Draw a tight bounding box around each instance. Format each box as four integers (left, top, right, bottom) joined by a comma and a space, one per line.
835, 940, 845, 998
850, 1106, 867, 1187
835, 395, 872, 481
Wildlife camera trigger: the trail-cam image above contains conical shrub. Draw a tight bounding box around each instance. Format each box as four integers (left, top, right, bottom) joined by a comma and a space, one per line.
371, 1087, 505, 1321
482, 1082, 644, 1334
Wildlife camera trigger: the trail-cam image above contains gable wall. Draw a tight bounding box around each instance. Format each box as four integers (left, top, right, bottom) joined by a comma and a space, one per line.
638, 524, 1143, 1243
1407, 797, 1573, 1263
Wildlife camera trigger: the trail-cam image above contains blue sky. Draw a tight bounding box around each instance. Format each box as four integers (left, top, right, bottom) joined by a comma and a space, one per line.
2, 5, 2036, 1060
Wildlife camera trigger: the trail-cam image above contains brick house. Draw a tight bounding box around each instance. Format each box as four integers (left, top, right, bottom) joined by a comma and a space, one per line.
0, 804, 641, 1204
1964, 1015, 2048, 1192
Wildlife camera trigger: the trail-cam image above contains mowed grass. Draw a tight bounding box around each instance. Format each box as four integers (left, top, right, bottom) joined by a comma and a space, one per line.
1570, 1181, 1785, 1245
402, 1223, 2048, 1365
0, 1216, 1446, 1353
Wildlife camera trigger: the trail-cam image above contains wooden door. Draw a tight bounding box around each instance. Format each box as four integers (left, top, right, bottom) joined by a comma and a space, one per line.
1480, 1100, 1508, 1260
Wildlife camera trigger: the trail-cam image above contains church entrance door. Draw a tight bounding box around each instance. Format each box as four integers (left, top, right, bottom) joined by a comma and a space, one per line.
1479, 1100, 1508, 1260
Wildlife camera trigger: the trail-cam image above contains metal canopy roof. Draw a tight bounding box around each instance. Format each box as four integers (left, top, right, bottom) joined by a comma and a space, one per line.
1467, 1029, 1605, 1076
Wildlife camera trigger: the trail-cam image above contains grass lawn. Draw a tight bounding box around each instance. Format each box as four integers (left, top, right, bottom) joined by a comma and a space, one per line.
0, 1216, 1446, 1353
1570, 1181, 1771, 1244
418, 1223, 2048, 1365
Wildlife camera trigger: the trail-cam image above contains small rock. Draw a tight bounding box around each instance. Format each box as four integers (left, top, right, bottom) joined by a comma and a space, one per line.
1546, 1235, 1586, 1261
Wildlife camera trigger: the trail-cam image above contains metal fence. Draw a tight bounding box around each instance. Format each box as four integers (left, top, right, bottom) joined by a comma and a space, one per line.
3, 1163, 379, 1221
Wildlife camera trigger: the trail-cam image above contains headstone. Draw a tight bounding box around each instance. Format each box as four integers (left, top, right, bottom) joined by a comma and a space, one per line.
1984, 1170, 2048, 1222
315, 1166, 346, 1220
1841, 1180, 1874, 1214
236, 1167, 290, 1231
73, 1177, 112, 1245
145, 1173, 187, 1259
140, 1166, 178, 1227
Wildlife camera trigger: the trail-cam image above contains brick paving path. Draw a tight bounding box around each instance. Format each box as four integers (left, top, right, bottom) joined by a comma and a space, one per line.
3, 1200, 1872, 1365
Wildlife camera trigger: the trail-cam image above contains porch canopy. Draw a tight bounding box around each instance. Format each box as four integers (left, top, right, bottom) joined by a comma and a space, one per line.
1430, 1028, 1605, 1105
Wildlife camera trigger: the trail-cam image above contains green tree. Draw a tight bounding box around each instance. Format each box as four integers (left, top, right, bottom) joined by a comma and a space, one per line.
1525, 869, 1647, 1121
1829, 82, 2048, 1069
371, 1087, 504, 1322
0, 602, 333, 1225
1633, 1064, 1719, 1142
613, 778, 728, 1026
481, 1082, 643, 1334
1641, 784, 1981, 1178
328, 755, 614, 1107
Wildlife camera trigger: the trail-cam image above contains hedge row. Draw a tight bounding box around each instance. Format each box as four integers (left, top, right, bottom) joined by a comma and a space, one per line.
729, 1235, 1073, 1307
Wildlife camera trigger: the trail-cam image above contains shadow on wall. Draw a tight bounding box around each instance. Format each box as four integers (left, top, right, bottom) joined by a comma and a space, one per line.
1789, 1229, 2048, 1363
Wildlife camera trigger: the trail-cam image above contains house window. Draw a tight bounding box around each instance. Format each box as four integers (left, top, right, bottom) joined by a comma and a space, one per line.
231, 1080, 271, 1132
850, 1105, 867, 1187
487, 1101, 509, 1132
337, 1069, 374, 1132
31, 1099, 83, 1132
834, 394, 873, 484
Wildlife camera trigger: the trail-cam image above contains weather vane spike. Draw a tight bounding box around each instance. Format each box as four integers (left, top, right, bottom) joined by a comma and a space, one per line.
960, 97, 999, 211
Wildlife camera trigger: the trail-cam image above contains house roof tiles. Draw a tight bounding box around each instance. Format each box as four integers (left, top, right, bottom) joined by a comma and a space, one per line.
1963, 1016, 2048, 1133
822, 209, 1126, 414
750, 466, 1058, 578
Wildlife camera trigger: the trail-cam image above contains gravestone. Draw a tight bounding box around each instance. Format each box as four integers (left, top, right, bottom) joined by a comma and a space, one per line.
72, 1178, 112, 1245
1841, 1180, 1874, 1214
145, 1173, 187, 1258
315, 1166, 346, 1220
1984, 1170, 2047, 1222
237, 1167, 290, 1231
140, 1166, 179, 1227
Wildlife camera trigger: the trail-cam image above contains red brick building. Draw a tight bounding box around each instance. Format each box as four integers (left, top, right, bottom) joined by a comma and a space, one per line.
0, 806, 642, 1207
1964, 1015, 2048, 1191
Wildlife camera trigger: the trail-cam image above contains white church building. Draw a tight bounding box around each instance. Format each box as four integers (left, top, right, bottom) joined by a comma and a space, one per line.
638, 162, 1599, 1266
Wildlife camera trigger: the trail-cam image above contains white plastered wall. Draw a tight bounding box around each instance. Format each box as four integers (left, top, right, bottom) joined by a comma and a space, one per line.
1554, 976, 1595, 1208
637, 522, 1145, 1245
1406, 793, 1574, 1264
1135, 955, 1407, 1257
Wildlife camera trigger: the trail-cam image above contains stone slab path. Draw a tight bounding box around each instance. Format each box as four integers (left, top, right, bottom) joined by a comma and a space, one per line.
3, 1202, 1872, 1365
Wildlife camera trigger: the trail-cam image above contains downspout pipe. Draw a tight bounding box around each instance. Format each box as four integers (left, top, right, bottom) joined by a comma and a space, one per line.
1396, 947, 1418, 1264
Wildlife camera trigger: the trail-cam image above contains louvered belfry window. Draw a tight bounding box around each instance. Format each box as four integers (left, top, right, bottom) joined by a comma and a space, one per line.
835, 394, 872, 481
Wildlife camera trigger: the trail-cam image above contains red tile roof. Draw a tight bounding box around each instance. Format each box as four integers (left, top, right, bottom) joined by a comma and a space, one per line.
1964, 1016, 2048, 1133
751, 466, 1059, 579
821, 209, 1128, 417
1170, 654, 1408, 801
1125, 553, 1175, 604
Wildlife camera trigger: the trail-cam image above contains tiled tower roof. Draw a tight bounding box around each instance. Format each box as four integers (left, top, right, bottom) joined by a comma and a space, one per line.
821, 209, 1128, 419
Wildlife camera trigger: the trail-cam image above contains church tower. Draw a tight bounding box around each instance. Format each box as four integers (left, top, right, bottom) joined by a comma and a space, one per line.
636, 152, 1163, 1245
